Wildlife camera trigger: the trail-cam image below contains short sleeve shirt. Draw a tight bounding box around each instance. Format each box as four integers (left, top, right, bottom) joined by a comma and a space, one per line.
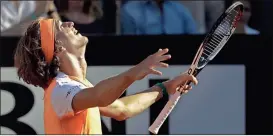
51, 72, 87, 118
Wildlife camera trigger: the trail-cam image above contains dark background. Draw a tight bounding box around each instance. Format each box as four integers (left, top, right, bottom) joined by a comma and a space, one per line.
0, 35, 272, 134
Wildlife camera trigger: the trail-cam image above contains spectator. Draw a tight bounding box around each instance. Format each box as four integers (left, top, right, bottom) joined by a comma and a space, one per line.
1, 1, 59, 36
55, 0, 116, 35
233, 0, 259, 35
180, 1, 225, 34
120, 0, 197, 35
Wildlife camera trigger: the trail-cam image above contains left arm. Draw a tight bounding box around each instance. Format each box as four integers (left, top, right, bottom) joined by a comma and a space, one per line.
99, 74, 198, 121
99, 85, 163, 121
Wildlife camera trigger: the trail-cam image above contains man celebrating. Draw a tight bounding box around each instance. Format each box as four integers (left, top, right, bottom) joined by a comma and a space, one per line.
14, 18, 198, 134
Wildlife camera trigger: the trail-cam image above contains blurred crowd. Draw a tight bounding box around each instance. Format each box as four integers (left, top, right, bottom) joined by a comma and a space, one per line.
1, 0, 262, 36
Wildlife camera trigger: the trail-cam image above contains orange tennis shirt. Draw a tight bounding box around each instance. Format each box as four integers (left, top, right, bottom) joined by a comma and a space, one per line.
43, 72, 102, 134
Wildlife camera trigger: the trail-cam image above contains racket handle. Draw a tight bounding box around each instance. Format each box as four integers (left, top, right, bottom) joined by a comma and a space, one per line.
149, 91, 181, 134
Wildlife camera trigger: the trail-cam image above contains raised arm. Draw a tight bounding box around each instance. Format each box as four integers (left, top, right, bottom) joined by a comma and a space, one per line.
72, 49, 171, 113
99, 73, 198, 121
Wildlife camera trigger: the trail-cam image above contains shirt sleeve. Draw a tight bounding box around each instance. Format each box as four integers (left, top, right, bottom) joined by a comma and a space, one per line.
51, 80, 87, 119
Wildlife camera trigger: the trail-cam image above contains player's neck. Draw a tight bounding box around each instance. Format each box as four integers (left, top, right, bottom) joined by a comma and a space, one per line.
59, 55, 87, 80
79, 57, 87, 79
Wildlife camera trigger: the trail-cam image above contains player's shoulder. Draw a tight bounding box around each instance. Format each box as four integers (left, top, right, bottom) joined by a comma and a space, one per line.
55, 72, 72, 86
53, 72, 86, 92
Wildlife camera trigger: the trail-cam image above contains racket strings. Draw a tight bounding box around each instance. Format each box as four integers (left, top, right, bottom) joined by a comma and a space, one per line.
202, 8, 241, 58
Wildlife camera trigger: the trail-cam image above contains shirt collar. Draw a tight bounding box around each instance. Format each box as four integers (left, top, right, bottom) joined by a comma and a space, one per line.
56, 71, 68, 79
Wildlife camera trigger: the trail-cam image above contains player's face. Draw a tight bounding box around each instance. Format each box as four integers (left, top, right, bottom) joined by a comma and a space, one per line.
54, 20, 88, 55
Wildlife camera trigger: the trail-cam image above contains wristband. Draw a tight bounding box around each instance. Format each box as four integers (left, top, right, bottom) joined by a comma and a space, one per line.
155, 83, 168, 97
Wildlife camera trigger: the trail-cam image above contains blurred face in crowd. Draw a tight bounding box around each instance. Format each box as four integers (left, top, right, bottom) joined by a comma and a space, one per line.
240, 0, 251, 23
55, 20, 88, 57
68, 0, 84, 11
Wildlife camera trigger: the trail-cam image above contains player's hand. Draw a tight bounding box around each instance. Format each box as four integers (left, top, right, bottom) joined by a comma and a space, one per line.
163, 74, 198, 95
131, 48, 171, 80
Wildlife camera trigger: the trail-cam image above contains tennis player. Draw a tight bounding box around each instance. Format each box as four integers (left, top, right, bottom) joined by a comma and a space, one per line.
14, 18, 198, 134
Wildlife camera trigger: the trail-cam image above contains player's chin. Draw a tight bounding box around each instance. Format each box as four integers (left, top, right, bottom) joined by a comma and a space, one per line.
82, 36, 88, 45
85, 36, 89, 42
78, 37, 88, 47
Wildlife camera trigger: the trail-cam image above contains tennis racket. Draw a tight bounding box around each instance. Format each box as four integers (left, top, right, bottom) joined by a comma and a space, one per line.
149, 1, 244, 134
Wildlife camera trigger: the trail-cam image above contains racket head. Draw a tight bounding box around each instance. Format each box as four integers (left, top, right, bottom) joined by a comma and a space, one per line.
193, 1, 244, 73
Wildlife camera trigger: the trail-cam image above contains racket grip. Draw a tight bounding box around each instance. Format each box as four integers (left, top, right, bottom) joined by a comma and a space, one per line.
149, 91, 181, 134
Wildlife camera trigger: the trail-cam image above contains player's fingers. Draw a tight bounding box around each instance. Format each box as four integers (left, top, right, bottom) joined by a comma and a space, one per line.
153, 48, 162, 55
177, 85, 191, 93
183, 85, 192, 90
155, 48, 169, 56
191, 76, 198, 85
181, 75, 198, 85
158, 54, 171, 61
150, 69, 162, 76
155, 62, 169, 68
